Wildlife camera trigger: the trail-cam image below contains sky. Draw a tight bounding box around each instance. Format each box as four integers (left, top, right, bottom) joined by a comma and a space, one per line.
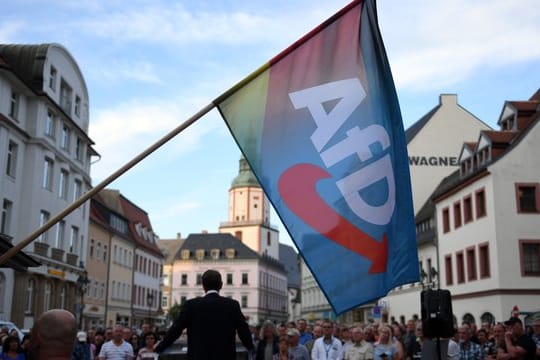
2, 0, 540, 248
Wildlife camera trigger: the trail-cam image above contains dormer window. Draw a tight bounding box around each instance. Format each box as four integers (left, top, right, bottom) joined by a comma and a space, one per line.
195, 249, 205, 260
225, 248, 235, 259
210, 249, 220, 260
135, 223, 142, 237
180, 250, 190, 260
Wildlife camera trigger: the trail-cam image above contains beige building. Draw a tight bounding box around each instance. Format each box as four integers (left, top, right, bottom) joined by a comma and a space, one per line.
157, 235, 184, 317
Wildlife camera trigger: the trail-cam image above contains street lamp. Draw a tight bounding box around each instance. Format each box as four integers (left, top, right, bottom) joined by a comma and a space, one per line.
76, 269, 90, 329
147, 292, 154, 325
420, 267, 439, 289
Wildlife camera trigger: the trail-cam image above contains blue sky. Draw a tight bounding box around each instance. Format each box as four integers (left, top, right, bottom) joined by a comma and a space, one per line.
2, 0, 540, 247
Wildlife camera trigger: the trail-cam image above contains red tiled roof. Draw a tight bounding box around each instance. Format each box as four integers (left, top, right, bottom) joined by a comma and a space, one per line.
481, 130, 519, 144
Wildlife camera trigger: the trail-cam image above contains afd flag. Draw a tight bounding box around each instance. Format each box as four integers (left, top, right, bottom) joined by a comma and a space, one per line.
215, 0, 418, 314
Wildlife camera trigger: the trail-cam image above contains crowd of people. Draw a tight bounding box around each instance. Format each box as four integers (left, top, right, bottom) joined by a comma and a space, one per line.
248, 317, 540, 360
1, 312, 539, 360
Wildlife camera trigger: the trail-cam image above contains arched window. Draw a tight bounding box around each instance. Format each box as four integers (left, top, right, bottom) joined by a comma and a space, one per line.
480, 312, 495, 325
25, 279, 35, 313
462, 313, 476, 326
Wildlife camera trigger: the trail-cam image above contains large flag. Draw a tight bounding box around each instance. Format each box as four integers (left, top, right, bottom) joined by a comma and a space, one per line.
215, 0, 418, 314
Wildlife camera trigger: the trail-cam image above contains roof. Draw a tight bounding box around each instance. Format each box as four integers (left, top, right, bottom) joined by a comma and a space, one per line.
177, 233, 285, 271
481, 130, 519, 145
279, 243, 301, 288
0, 44, 50, 92
157, 238, 184, 264
91, 189, 163, 257
433, 91, 540, 202
405, 105, 440, 144
231, 157, 260, 189
0, 234, 40, 272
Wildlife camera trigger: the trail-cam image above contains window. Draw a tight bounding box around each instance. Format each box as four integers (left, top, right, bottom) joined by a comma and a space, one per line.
39, 210, 50, 244
226, 273, 233, 285
444, 255, 453, 286
55, 220, 65, 248
453, 201, 462, 229
73, 179, 82, 201
0, 273, 4, 311
195, 249, 205, 260
103, 245, 107, 262
241, 295, 248, 308
1, 200, 13, 235
520, 240, 540, 276
242, 273, 248, 285
180, 296, 187, 305
6, 141, 18, 177
196, 273, 202, 285
466, 247, 477, 281
479, 243, 490, 278
225, 249, 235, 259
235, 231, 242, 241
69, 226, 79, 254
59, 169, 69, 199
516, 183, 540, 213
162, 296, 168, 308
45, 110, 55, 137
442, 207, 450, 233
60, 79, 72, 113
42, 158, 54, 190
44, 282, 52, 311
210, 249, 220, 260
61, 125, 70, 151
456, 251, 465, 284
59, 286, 66, 309
90, 239, 95, 258
475, 188, 486, 218
74, 95, 81, 117
25, 279, 35, 313
75, 138, 83, 161
181, 274, 187, 286
267, 232, 271, 246
463, 196, 473, 223
49, 66, 57, 90
9, 91, 19, 120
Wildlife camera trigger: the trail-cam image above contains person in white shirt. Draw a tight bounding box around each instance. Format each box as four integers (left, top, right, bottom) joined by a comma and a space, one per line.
98, 325, 134, 360
312, 320, 343, 360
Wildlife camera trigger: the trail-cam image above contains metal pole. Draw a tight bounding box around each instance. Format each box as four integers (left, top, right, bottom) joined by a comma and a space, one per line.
0, 102, 215, 266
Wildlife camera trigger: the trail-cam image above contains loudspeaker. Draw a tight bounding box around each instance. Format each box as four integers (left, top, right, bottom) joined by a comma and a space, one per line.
421, 289, 454, 339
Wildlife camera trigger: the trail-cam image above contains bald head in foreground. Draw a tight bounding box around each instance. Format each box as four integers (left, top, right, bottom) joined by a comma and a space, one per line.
28, 309, 77, 360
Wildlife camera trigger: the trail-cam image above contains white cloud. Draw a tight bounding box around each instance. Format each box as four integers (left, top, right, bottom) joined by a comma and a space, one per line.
89, 59, 162, 84
377, 0, 540, 90
89, 96, 221, 180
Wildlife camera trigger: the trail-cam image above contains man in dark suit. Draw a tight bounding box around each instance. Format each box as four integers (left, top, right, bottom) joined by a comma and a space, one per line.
155, 269, 254, 359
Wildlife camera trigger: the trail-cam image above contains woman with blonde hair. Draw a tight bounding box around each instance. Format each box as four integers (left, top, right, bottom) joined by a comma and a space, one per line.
374, 325, 397, 360
256, 321, 279, 360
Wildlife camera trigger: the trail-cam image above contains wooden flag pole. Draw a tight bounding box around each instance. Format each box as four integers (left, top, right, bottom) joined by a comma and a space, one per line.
0, 102, 216, 266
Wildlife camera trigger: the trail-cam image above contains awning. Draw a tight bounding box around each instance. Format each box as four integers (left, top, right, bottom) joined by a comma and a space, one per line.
0, 234, 40, 272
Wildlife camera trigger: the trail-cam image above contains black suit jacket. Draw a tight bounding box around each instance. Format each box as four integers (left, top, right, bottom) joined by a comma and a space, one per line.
155, 293, 254, 359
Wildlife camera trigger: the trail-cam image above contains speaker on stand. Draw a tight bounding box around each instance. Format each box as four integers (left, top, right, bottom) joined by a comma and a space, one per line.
420, 288, 454, 360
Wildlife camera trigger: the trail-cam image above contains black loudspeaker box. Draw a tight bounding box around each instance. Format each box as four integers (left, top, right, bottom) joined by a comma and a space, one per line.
421, 289, 454, 339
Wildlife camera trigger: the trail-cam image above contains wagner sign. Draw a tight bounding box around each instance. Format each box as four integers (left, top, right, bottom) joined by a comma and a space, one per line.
409, 156, 458, 167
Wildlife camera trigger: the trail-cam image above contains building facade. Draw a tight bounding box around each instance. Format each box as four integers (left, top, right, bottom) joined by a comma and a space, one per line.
170, 233, 288, 324
433, 90, 540, 324
157, 235, 184, 320
0, 44, 96, 328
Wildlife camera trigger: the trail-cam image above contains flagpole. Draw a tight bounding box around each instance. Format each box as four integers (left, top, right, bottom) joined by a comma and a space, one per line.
0, 102, 216, 267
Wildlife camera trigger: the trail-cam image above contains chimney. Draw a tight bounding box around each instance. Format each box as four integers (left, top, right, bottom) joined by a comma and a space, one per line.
439, 94, 457, 106
176, 232, 181, 240
201, 230, 208, 234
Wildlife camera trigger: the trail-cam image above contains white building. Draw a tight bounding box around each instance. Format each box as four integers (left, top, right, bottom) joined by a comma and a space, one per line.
432, 90, 540, 324
170, 232, 288, 324
0, 44, 96, 328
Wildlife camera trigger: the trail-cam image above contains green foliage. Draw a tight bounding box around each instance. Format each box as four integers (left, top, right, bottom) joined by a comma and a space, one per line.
168, 302, 182, 321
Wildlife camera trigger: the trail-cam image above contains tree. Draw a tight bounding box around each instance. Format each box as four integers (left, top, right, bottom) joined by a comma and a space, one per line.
168, 302, 182, 322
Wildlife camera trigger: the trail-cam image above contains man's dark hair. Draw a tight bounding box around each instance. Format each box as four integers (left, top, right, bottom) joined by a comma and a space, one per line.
202, 269, 222, 291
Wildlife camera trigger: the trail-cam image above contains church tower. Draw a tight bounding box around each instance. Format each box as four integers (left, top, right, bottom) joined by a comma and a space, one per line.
219, 157, 279, 259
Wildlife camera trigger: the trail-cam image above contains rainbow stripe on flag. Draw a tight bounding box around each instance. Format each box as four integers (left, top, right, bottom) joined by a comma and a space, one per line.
215, 0, 418, 314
